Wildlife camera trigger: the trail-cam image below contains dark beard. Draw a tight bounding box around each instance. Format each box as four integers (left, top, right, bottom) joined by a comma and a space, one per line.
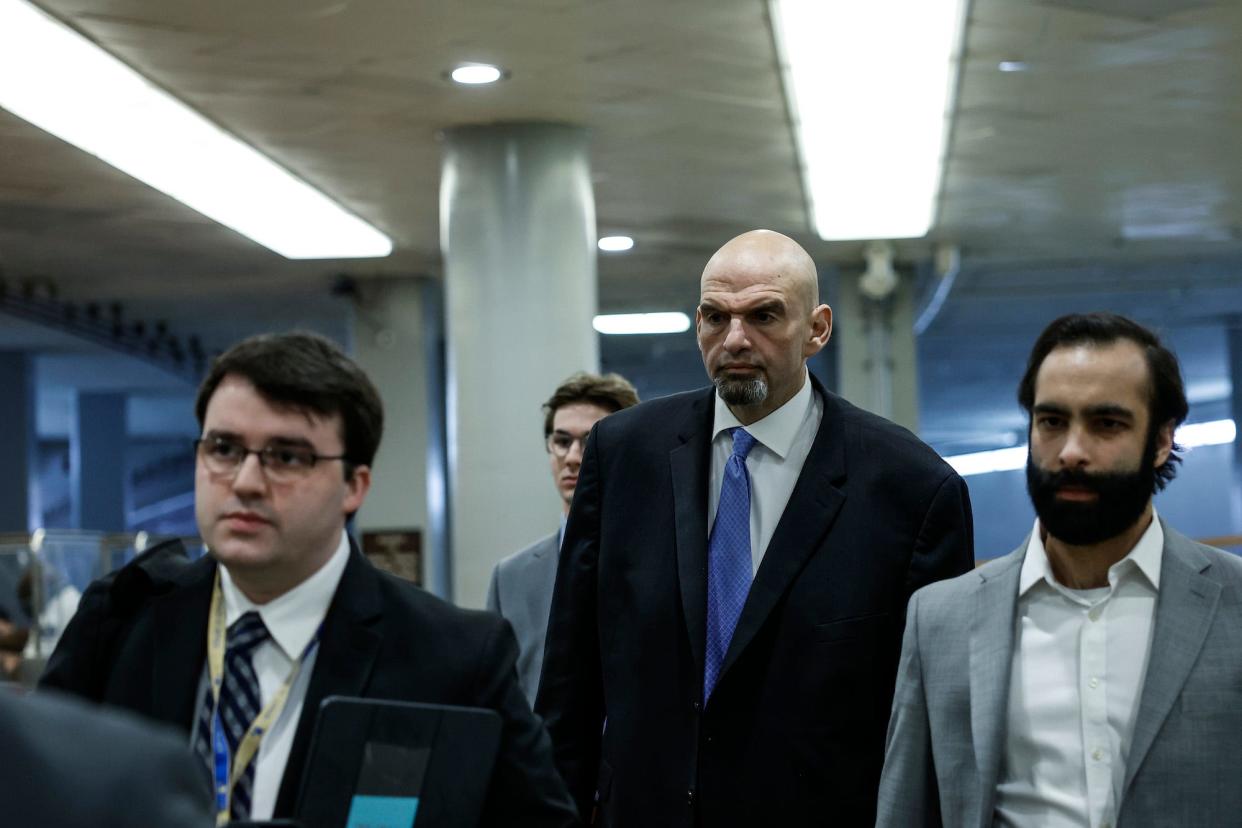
1025, 435, 1157, 546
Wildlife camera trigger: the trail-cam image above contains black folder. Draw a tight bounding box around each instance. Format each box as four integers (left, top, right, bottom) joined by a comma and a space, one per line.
294, 696, 502, 828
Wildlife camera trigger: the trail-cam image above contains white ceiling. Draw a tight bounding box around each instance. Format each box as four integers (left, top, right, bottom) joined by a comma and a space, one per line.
2, 0, 1242, 443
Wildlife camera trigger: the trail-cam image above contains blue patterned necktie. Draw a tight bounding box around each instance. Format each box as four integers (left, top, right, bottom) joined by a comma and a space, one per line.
195, 611, 270, 821
704, 427, 758, 702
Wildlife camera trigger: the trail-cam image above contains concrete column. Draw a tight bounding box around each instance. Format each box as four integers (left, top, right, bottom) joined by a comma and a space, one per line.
351, 277, 441, 596
834, 267, 920, 433
71, 392, 127, 531
441, 122, 598, 607
0, 353, 34, 531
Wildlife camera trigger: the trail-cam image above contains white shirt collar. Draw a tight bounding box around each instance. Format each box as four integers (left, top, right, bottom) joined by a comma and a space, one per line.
219, 530, 350, 660
1019, 509, 1164, 597
711, 370, 813, 459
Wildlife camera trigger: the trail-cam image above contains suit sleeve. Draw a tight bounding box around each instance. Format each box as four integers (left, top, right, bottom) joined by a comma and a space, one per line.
122, 720, 215, 827
535, 425, 604, 818
473, 616, 580, 827
907, 472, 974, 603
12, 690, 213, 827
38, 575, 114, 699
876, 591, 943, 828
486, 563, 502, 614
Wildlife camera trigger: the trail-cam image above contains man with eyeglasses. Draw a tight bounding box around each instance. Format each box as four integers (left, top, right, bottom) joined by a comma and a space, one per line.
486, 372, 639, 703
41, 332, 578, 827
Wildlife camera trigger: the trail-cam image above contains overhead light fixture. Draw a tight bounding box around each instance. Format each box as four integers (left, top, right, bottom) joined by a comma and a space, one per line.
597, 235, 635, 252
998, 60, 1029, 73
943, 446, 1027, 477
593, 312, 690, 335
0, 0, 392, 259
943, 419, 1237, 477
1176, 418, 1236, 448
770, 0, 970, 241
450, 63, 504, 85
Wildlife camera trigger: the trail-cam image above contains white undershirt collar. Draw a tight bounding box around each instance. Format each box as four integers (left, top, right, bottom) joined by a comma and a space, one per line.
1019, 510, 1164, 599
712, 369, 812, 459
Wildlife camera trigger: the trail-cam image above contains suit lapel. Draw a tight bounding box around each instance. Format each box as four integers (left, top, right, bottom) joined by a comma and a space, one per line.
274, 543, 385, 816
671, 390, 714, 683
970, 547, 1023, 828
1121, 525, 1219, 799
150, 556, 216, 730
531, 534, 556, 560
717, 382, 846, 684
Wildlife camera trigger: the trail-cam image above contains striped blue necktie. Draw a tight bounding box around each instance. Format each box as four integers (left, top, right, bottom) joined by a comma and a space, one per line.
704, 427, 757, 702
195, 610, 270, 821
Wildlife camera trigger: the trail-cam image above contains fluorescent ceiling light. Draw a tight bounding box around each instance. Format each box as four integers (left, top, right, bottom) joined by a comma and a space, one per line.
770, 0, 969, 241
0, 0, 392, 259
998, 61, 1029, 73
451, 64, 504, 85
1176, 418, 1236, 448
597, 235, 635, 252
593, 312, 690, 335
944, 446, 1027, 477
944, 419, 1237, 477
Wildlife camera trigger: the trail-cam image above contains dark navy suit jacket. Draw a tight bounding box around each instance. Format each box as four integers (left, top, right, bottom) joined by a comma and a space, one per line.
41, 539, 578, 826
537, 378, 974, 827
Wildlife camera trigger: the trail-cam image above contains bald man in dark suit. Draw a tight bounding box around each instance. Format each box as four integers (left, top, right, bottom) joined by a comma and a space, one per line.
538, 230, 974, 826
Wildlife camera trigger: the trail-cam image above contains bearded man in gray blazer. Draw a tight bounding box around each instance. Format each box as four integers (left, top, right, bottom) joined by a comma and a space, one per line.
878, 312, 1242, 828
487, 372, 638, 703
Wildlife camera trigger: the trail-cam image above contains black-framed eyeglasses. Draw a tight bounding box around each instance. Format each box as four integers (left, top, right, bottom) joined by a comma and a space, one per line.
546, 432, 589, 459
194, 435, 349, 482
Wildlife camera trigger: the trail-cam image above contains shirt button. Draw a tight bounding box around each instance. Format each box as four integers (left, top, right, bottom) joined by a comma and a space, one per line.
1088, 609, 1101, 622
1089, 677, 1100, 689
687, 789, 696, 806
1092, 748, 1104, 761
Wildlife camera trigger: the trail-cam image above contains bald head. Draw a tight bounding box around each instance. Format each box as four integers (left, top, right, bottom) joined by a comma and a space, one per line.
700, 229, 819, 313
696, 229, 832, 424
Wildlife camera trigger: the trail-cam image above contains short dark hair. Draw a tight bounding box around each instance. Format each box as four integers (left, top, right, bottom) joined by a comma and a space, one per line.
1018, 312, 1188, 490
195, 332, 384, 474
543, 372, 640, 437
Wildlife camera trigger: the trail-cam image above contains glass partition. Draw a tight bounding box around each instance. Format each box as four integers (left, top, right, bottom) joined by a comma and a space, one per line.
0, 530, 201, 687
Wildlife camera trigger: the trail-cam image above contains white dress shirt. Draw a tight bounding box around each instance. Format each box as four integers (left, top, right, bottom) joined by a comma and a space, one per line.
708, 373, 822, 575
194, 531, 350, 820
994, 514, 1163, 828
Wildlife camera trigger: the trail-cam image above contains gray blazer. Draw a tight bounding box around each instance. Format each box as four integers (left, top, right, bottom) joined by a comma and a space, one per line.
876, 521, 1242, 828
487, 532, 559, 704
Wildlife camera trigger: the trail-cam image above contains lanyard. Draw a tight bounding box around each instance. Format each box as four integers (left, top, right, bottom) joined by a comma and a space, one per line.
206, 571, 321, 826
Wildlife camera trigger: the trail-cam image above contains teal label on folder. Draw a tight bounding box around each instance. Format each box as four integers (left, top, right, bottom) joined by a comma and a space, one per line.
345, 795, 419, 828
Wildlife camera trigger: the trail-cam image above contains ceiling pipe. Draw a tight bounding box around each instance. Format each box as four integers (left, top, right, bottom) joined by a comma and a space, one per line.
913, 243, 961, 336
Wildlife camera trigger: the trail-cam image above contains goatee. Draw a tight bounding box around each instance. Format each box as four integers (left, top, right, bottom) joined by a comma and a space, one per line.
714, 373, 768, 406
1025, 437, 1157, 546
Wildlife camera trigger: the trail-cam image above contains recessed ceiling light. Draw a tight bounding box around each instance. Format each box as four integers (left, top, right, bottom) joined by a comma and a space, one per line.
450, 63, 504, 85
597, 235, 634, 252
593, 312, 690, 335
0, 0, 392, 259
998, 60, 1029, 72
